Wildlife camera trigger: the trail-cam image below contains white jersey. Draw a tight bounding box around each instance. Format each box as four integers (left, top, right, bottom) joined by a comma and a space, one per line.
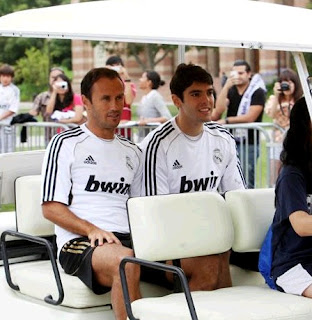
0, 84, 19, 125
41, 124, 143, 252
139, 117, 246, 196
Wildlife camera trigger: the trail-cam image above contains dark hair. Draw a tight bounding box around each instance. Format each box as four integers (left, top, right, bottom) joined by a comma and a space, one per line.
280, 96, 312, 192
54, 73, 74, 111
278, 68, 303, 102
105, 55, 124, 67
145, 70, 165, 90
0, 64, 14, 77
170, 63, 213, 101
81, 67, 123, 102
233, 60, 251, 73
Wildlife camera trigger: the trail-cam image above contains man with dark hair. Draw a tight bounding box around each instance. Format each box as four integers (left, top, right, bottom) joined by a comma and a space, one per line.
29, 67, 65, 143
105, 55, 136, 138
139, 63, 245, 291
0, 64, 20, 152
212, 59, 267, 188
41, 67, 143, 320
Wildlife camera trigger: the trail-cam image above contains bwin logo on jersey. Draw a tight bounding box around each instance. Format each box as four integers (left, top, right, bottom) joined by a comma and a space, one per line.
84, 155, 97, 165
213, 148, 223, 164
180, 172, 218, 193
172, 160, 182, 169
85, 175, 130, 195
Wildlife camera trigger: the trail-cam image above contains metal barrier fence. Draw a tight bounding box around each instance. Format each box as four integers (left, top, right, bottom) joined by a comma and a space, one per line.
0, 121, 285, 188
224, 122, 286, 189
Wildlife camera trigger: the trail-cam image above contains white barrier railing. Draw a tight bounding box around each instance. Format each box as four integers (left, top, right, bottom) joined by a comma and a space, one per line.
0, 121, 285, 188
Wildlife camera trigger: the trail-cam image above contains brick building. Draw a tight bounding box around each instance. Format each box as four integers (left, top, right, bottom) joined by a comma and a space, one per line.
71, 0, 309, 103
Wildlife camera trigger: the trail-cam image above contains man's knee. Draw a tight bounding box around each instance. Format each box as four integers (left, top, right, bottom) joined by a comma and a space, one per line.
182, 254, 230, 291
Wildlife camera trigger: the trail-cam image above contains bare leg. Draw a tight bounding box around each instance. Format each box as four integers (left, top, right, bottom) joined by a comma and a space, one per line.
166, 251, 232, 291
92, 244, 141, 320
302, 284, 312, 298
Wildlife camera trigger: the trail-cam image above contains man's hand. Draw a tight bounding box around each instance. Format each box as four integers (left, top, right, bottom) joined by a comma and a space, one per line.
88, 226, 122, 247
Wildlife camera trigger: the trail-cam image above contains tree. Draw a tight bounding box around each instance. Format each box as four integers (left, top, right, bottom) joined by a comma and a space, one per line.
14, 47, 49, 101
0, 0, 71, 68
95, 41, 177, 71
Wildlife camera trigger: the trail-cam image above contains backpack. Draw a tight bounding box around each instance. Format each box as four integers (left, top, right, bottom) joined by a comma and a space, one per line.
258, 224, 276, 290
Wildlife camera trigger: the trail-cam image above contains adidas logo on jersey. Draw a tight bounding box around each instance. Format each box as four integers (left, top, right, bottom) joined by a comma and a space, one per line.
172, 159, 182, 169
84, 155, 97, 165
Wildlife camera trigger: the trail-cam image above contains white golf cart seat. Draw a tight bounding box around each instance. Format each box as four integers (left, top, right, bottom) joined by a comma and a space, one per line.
1, 175, 171, 309
121, 189, 312, 320
0, 150, 45, 259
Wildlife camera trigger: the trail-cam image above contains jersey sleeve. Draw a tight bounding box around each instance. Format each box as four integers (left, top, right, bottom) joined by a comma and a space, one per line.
129, 148, 143, 197
219, 137, 246, 193
41, 135, 73, 205
140, 134, 170, 196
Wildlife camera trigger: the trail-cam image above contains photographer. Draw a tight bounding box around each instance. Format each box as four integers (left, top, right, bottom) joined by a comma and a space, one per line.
46, 73, 85, 125
265, 68, 303, 185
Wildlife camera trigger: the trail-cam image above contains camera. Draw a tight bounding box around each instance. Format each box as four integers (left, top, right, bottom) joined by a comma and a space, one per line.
230, 70, 239, 79
55, 81, 68, 90
279, 82, 290, 91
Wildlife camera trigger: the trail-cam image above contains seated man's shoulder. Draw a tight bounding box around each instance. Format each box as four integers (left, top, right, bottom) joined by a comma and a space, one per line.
139, 120, 177, 149
204, 122, 235, 141
116, 135, 142, 153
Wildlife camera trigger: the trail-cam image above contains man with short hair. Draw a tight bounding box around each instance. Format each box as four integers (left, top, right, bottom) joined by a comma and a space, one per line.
0, 64, 20, 153
212, 59, 266, 188
41, 67, 142, 320
140, 63, 246, 291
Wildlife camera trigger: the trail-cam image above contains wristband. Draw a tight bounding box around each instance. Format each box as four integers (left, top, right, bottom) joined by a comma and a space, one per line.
124, 79, 131, 82
225, 118, 229, 124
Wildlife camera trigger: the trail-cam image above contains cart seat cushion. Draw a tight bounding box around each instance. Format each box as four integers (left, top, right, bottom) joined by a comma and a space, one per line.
131, 286, 312, 320
10, 260, 171, 309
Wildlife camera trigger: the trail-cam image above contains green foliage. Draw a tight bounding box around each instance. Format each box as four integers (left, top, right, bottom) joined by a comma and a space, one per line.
14, 47, 49, 101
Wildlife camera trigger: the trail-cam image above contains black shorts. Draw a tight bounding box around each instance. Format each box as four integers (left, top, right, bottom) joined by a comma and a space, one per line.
59, 232, 132, 295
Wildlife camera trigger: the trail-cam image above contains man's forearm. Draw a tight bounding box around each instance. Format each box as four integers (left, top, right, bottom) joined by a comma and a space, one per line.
42, 201, 97, 237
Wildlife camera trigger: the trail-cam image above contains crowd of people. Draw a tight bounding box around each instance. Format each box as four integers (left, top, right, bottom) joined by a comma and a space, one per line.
0, 57, 309, 319
1, 56, 302, 190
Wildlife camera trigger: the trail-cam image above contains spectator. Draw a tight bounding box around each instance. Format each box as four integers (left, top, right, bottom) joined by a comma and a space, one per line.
139, 63, 246, 291
105, 55, 136, 139
0, 64, 20, 153
265, 68, 303, 186
271, 97, 312, 298
45, 73, 84, 125
29, 67, 64, 122
41, 67, 143, 320
212, 60, 267, 188
29, 67, 65, 143
137, 70, 172, 125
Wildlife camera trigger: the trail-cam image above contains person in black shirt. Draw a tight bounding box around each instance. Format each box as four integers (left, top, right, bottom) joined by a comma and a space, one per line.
272, 97, 312, 298
212, 60, 266, 188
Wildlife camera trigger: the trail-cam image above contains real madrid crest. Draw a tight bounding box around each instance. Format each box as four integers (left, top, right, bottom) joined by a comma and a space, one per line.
213, 148, 223, 164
